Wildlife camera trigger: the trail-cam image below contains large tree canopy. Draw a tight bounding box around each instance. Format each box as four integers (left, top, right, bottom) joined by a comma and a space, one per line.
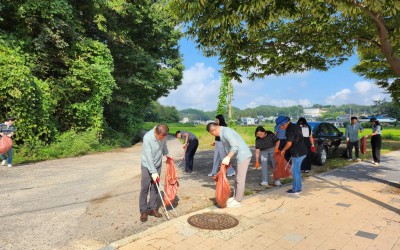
0, 0, 183, 144
169, 0, 400, 103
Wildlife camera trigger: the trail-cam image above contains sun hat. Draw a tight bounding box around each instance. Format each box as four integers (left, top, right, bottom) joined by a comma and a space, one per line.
275, 116, 289, 126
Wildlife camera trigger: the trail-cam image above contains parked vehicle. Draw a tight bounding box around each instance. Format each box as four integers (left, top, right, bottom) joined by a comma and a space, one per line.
308, 122, 347, 166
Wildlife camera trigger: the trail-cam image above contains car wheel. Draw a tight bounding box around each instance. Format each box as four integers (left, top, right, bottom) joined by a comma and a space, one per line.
317, 147, 328, 166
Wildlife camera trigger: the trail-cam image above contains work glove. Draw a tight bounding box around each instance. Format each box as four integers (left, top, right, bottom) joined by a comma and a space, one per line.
255, 161, 260, 169
311, 145, 316, 153
222, 156, 231, 165
151, 173, 160, 183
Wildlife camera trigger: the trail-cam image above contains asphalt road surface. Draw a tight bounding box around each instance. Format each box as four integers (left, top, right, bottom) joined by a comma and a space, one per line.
0, 136, 219, 250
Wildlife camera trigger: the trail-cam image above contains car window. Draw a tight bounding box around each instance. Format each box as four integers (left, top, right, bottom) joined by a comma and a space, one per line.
317, 123, 328, 135
326, 123, 339, 136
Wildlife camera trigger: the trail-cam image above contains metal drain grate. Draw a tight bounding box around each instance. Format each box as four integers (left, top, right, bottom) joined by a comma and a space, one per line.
187, 212, 239, 230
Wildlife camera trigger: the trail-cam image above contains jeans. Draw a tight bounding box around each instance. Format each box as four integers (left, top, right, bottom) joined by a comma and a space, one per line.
1, 146, 13, 164
211, 141, 236, 176
260, 148, 275, 183
291, 155, 306, 192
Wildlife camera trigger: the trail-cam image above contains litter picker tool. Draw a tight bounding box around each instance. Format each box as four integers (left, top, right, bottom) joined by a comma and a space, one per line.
154, 179, 178, 220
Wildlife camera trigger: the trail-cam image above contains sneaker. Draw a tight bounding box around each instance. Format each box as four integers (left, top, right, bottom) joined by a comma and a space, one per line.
260, 181, 270, 187
1, 160, 6, 166
371, 161, 376, 164
355, 158, 361, 162
274, 180, 282, 186
226, 199, 242, 208
208, 173, 214, 177
7, 164, 12, 168
304, 170, 310, 174
287, 189, 301, 194
373, 162, 379, 166
227, 197, 235, 204
226, 172, 235, 177
348, 159, 353, 161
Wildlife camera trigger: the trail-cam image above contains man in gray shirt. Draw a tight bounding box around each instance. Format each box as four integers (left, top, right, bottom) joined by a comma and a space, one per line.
345, 116, 364, 161
175, 130, 198, 173
139, 124, 170, 222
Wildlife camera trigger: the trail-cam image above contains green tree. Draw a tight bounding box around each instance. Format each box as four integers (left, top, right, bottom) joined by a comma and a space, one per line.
169, 0, 400, 101
144, 101, 180, 123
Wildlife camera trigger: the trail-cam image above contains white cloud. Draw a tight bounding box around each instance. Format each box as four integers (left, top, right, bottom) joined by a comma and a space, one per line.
158, 63, 221, 111
325, 88, 352, 105
354, 81, 372, 94
325, 81, 390, 105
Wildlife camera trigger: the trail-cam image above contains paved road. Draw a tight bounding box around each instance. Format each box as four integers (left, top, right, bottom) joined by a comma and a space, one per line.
110, 150, 400, 250
0, 137, 185, 250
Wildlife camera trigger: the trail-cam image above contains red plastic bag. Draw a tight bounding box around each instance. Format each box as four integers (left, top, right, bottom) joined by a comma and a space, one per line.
360, 136, 367, 155
273, 153, 292, 179
0, 136, 12, 155
213, 164, 231, 208
163, 157, 179, 206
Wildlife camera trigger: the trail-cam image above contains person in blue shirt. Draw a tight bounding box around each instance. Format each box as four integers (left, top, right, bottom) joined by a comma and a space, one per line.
345, 117, 364, 161
207, 122, 252, 208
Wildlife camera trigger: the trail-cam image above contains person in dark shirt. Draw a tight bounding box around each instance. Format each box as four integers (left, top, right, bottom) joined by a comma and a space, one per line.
254, 126, 278, 186
176, 130, 199, 173
280, 118, 307, 194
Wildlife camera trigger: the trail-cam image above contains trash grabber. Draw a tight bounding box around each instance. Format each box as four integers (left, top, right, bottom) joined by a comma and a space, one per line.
158, 182, 178, 217
155, 180, 171, 220
285, 157, 293, 171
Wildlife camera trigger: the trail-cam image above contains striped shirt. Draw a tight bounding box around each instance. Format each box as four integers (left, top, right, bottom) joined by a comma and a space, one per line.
255, 132, 277, 150
0, 123, 16, 136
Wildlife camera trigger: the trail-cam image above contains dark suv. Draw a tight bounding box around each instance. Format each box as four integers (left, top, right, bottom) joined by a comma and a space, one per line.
308, 122, 347, 165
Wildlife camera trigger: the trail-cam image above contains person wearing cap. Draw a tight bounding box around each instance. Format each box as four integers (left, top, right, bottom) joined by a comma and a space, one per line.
1, 117, 16, 167
345, 116, 364, 162
280, 118, 308, 194
139, 124, 170, 222
206, 122, 252, 208
367, 117, 382, 165
175, 130, 198, 173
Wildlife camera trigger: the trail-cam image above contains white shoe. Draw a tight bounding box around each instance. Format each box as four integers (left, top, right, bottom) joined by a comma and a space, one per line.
348, 159, 353, 161
227, 197, 235, 204
260, 181, 270, 187
275, 180, 282, 186
371, 161, 376, 164
373, 162, 379, 166
356, 158, 361, 162
1, 160, 6, 166
208, 173, 214, 177
7, 164, 12, 168
226, 199, 242, 208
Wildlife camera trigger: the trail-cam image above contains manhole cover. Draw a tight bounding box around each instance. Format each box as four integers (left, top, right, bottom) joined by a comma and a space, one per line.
187, 212, 239, 230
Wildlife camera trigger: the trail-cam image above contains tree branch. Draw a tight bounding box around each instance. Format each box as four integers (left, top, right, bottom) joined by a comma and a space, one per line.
353, 37, 381, 49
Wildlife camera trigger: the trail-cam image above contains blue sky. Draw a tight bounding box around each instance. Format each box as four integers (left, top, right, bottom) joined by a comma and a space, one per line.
159, 38, 391, 111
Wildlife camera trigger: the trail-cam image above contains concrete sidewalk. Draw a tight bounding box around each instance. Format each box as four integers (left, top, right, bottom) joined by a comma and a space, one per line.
105, 151, 400, 250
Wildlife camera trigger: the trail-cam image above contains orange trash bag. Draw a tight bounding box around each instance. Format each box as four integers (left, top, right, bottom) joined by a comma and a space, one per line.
273, 153, 292, 179
213, 164, 231, 208
360, 136, 367, 155
164, 157, 179, 207
0, 136, 13, 155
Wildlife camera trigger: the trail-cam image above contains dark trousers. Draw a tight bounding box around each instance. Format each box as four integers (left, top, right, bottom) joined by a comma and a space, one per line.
347, 140, 360, 159
371, 135, 381, 163
185, 139, 198, 171
301, 137, 312, 171
278, 139, 291, 162
139, 166, 161, 213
